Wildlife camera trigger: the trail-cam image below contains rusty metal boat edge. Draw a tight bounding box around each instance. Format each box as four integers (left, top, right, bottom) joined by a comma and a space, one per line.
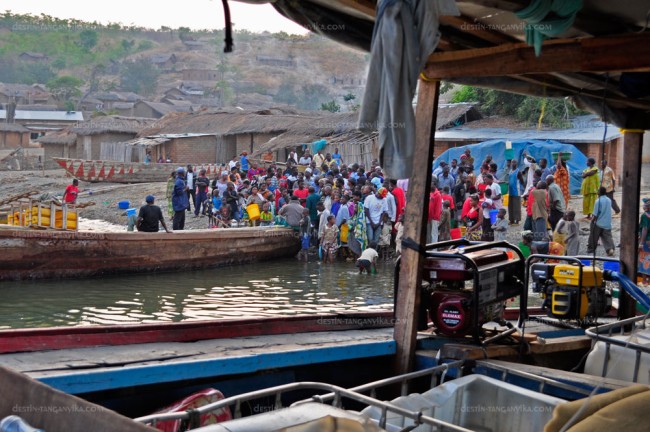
0, 225, 301, 281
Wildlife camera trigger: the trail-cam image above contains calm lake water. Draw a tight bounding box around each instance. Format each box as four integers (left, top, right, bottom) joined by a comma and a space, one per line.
0, 258, 395, 329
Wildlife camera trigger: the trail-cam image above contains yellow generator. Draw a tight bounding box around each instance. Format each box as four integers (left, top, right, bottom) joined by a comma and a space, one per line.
530, 262, 611, 322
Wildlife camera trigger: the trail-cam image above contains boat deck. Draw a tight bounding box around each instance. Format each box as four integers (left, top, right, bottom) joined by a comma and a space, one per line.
0, 328, 396, 394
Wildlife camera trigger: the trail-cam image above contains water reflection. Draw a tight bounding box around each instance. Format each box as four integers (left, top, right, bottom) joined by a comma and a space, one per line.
0, 259, 395, 329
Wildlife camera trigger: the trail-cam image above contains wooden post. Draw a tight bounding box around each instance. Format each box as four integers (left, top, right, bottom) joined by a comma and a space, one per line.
618, 130, 644, 319
394, 79, 440, 375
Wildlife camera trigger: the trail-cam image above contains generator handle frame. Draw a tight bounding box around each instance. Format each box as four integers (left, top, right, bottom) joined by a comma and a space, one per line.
520, 255, 623, 329
424, 240, 525, 343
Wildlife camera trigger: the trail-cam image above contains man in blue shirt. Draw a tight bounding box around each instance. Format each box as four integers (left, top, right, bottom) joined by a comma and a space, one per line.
437, 166, 455, 192
172, 167, 190, 230
507, 160, 522, 224
587, 187, 614, 256
240, 151, 250, 175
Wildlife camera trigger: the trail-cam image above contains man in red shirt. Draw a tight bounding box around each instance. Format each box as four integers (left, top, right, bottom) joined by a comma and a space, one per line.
388, 179, 406, 227
292, 180, 309, 206
63, 179, 79, 204
428, 183, 442, 243
440, 186, 455, 220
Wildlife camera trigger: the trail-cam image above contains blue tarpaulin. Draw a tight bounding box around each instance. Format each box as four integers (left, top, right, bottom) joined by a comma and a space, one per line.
433, 139, 588, 194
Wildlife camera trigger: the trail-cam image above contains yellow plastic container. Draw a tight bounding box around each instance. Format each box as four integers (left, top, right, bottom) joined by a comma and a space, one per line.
502, 194, 509, 206
553, 264, 603, 287
246, 203, 260, 221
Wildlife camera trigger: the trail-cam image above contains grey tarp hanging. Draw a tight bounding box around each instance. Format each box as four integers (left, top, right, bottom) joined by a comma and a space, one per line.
358, 0, 459, 179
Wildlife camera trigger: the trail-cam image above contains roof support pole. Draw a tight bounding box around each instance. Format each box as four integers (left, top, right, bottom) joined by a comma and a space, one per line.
618, 130, 644, 320
394, 78, 439, 375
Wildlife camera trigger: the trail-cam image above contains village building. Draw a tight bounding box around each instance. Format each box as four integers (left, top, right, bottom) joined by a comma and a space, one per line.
181, 69, 220, 81
0, 109, 83, 140
253, 103, 482, 168
37, 116, 156, 168
18, 52, 50, 62
150, 53, 177, 71
132, 100, 195, 119
0, 83, 54, 105
255, 55, 297, 68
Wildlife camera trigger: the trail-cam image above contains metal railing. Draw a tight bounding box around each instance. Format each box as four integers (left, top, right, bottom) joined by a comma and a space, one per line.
585, 314, 650, 383
135, 361, 467, 431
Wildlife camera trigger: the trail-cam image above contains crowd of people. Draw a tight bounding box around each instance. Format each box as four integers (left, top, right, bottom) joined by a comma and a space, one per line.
128, 145, 634, 273
427, 148, 624, 261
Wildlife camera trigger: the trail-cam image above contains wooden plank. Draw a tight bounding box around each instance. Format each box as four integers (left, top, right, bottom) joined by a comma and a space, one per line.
36, 338, 396, 394
530, 335, 592, 354
440, 343, 519, 361
424, 33, 650, 79
394, 79, 440, 375
619, 131, 643, 319
439, 15, 517, 45
0, 312, 394, 354
439, 335, 591, 360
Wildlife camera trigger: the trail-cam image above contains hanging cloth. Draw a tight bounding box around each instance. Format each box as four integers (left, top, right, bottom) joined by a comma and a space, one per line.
358, 0, 459, 179
515, 0, 583, 56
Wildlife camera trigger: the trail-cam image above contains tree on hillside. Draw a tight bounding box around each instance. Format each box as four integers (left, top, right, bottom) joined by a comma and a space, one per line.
321, 100, 341, 112
47, 76, 83, 105
274, 79, 297, 105
297, 84, 333, 111
79, 30, 98, 52
178, 27, 192, 41
120, 58, 159, 95
343, 92, 359, 112
451, 85, 585, 128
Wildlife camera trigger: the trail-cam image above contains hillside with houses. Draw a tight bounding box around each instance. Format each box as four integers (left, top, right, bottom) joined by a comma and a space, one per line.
0, 13, 369, 117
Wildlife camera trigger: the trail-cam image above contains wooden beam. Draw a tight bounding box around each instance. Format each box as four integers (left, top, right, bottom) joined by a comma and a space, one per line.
394, 79, 439, 375
423, 33, 650, 79
439, 15, 518, 45
618, 131, 643, 320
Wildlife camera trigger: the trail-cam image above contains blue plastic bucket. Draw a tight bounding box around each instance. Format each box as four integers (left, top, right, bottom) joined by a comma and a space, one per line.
126, 208, 136, 216
118, 200, 130, 209
489, 209, 499, 225
580, 259, 591, 266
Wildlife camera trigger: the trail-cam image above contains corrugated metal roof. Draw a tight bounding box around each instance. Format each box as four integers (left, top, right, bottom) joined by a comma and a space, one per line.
435, 124, 621, 143
0, 110, 84, 122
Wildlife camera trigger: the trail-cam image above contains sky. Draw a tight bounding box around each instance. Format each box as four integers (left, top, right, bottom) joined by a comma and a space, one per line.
2, 0, 308, 34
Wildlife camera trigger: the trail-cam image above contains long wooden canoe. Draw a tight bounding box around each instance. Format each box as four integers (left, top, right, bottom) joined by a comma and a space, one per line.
0, 226, 300, 281
53, 158, 223, 183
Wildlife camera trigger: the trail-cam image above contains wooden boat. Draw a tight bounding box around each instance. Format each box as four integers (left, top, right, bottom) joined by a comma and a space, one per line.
0, 226, 300, 281
53, 158, 223, 183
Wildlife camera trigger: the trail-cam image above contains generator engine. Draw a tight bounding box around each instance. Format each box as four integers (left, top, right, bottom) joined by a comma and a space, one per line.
530, 263, 612, 321
423, 242, 524, 340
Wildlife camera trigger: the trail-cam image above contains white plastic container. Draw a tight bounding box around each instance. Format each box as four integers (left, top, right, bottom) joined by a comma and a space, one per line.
362, 375, 564, 432
584, 326, 650, 384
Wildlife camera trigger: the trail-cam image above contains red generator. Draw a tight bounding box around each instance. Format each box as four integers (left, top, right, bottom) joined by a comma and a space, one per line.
422, 240, 525, 342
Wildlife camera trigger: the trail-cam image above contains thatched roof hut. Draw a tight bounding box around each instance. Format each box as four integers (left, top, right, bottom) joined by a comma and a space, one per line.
71, 116, 158, 135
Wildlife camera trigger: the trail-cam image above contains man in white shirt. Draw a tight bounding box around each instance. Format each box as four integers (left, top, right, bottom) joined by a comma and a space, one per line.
317, 201, 331, 241
364, 187, 389, 247
485, 174, 502, 209
313, 150, 325, 168
299, 152, 312, 166
228, 156, 238, 171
